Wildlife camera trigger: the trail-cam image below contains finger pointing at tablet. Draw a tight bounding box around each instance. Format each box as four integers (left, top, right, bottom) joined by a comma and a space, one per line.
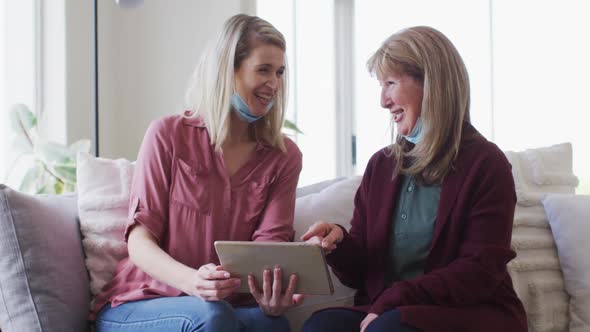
300, 221, 343, 252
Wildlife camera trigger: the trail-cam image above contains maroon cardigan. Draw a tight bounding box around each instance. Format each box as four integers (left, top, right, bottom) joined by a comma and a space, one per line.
326, 124, 527, 332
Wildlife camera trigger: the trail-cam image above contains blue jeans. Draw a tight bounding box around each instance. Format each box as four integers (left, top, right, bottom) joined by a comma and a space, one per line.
302, 308, 421, 332
95, 296, 290, 332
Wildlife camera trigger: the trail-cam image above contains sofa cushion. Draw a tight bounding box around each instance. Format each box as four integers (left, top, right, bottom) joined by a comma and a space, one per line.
505, 142, 578, 332
543, 194, 590, 332
76, 151, 134, 297
505, 142, 578, 206
0, 185, 90, 332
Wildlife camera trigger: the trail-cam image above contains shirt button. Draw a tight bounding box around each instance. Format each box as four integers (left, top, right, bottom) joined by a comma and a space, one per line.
401, 213, 407, 220
408, 186, 413, 192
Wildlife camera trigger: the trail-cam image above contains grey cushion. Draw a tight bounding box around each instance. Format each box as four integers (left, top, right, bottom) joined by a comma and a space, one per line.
0, 185, 90, 332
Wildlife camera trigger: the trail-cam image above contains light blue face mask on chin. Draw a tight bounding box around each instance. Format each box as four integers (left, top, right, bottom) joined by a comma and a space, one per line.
231, 93, 274, 123
402, 117, 424, 144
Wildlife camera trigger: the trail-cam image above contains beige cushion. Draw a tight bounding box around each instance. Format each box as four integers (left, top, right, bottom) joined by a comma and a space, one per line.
505, 142, 578, 332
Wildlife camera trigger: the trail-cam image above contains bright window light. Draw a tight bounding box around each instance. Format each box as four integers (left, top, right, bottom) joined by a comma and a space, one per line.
0, 0, 37, 183
258, 0, 589, 193
258, 0, 337, 186
354, 0, 491, 176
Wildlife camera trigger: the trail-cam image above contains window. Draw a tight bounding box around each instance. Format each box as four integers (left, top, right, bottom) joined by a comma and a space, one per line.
0, 0, 38, 184
354, 0, 492, 175
258, 0, 337, 186
491, 0, 590, 193
258, 0, 590, 193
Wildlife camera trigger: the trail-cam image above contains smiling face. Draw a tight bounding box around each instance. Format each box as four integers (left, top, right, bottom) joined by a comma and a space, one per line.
379, 72, 424, 136
234, 42, 285, 117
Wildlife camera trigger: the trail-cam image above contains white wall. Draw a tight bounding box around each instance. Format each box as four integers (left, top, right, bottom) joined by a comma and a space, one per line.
97, 0, 242, 159
65, 0, 94, 149
41, 0, 67, 144
41, 0, 94, 149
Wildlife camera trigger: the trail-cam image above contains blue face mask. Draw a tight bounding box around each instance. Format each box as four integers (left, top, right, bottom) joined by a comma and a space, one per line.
402, 117, 424, 144
230, 93, 274, 123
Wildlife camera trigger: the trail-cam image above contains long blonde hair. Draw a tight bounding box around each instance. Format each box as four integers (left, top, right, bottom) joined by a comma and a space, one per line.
184, 14, 288, 152
367, 26, 470, 184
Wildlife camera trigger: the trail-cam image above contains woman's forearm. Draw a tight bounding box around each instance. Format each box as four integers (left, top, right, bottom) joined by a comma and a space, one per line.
127, 224, 195, 294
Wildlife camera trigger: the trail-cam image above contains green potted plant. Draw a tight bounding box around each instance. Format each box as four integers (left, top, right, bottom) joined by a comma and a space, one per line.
5, 104, 91, 194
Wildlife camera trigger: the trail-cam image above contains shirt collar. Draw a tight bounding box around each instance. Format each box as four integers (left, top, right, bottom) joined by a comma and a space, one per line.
182, 110, 273, 150
182, 110, 206, 127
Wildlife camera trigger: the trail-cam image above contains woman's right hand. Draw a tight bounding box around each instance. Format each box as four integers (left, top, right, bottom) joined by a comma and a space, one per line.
300, 221, 344, 253
186, 263, 242, 301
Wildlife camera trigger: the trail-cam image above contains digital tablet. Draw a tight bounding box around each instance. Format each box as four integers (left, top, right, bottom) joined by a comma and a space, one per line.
214, 241, 334, 295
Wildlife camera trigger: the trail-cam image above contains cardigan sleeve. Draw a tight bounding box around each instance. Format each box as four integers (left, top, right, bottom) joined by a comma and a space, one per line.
369, 148, 517, 314
325, 157, 373, 289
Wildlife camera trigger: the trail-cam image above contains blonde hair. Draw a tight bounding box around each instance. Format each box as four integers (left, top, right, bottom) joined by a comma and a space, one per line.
184, 14, 288, 152
367, 26, 471, 184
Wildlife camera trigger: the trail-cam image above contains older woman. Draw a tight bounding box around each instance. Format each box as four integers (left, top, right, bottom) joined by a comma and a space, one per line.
90, 14, 303, 332
302, 26, 527, 332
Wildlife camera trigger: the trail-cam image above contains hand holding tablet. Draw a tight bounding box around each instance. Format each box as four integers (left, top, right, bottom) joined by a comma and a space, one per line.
214, 241, 334, 295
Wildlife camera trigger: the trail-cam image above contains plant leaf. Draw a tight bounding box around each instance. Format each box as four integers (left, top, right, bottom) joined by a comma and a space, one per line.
54, 180, 64, 194
35, 139, 75, 164
36, 185, 49, 194
69, 139, 91, 154
19, 164, 41, 194
53, 164, 77, 185
10, 135, 33, 155
64, 182, 76, 193
9, 103, 37, 132
283, 119, 303, 134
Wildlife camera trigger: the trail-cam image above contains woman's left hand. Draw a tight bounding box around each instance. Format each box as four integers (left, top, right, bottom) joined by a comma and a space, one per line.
248, 266, 305, 316
360, 313, 378, 332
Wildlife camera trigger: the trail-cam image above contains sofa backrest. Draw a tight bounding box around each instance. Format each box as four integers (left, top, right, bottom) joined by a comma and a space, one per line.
505, 143, 578, 332
0, 185, 89, 332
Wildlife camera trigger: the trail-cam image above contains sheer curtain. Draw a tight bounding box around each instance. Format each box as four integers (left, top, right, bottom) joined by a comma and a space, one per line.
0, 0, 38, 184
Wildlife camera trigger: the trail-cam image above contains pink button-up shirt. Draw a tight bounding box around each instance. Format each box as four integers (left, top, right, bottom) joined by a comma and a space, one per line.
89, 114, 302, 320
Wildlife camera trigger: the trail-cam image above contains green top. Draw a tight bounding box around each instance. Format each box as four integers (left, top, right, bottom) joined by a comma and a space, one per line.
385, 174, 441, 284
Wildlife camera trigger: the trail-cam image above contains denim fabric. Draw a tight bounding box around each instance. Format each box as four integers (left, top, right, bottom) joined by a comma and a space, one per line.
96, 296, 290, 332
302, 308, 421, 332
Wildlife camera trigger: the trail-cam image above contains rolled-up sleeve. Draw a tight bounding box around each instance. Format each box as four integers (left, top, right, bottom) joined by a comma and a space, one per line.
124, 119, 173, 244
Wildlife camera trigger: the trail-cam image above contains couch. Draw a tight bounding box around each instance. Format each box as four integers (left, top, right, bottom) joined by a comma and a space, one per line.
1, 142, 588, 332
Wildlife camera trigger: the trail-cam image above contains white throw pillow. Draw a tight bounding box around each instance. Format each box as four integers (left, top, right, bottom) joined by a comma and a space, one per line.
504, 143, 578, 206
76, 152, 135, 297
293, 176, 362, 239
542, 194, 590, 332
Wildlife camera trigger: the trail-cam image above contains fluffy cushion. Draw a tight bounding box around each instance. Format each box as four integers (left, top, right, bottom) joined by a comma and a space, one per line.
505, 143, 578, 332
295, 177, 346, 198
543, 194, 590, 332
76, 152, 134, 296
0, 185, 90, 332
293, 175, 361, 239
505, 143, 578, 206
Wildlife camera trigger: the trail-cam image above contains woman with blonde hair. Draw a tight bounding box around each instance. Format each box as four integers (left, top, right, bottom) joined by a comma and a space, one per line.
302, 26, 527, 332
90, 14, 303, 332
